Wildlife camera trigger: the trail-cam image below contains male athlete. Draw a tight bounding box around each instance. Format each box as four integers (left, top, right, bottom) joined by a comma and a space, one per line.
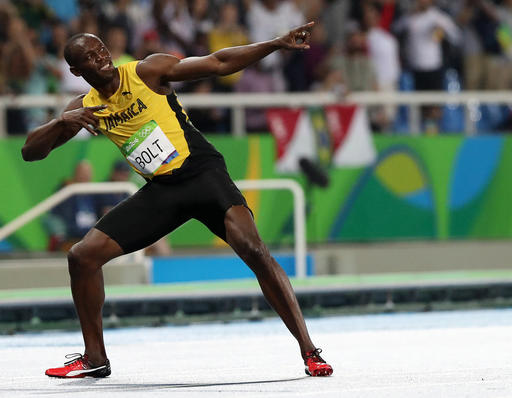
22, 21, 333, 378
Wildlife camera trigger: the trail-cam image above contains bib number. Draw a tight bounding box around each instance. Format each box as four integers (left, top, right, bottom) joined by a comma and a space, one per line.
121, 120, 178, 175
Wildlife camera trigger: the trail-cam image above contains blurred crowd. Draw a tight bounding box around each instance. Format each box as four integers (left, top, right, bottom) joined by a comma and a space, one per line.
2, 0, 512, 133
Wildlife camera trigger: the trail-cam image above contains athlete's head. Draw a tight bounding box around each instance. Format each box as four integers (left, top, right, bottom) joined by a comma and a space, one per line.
64, 33, 116, 86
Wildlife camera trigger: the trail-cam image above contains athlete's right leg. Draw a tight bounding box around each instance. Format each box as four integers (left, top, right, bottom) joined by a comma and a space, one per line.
67, 227, 124, 366
46, 178, 194, 377
65, 180, 190, 367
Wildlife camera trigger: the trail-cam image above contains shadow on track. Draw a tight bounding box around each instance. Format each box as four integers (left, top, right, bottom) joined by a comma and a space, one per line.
5, 376, 309, 395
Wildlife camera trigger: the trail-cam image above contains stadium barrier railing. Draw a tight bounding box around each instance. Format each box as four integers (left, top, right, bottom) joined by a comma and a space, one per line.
0, 182, 144, 264
1, 91, 511, 136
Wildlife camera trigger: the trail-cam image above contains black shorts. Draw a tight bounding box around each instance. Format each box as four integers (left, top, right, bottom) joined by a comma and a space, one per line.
95, 167, 249, 253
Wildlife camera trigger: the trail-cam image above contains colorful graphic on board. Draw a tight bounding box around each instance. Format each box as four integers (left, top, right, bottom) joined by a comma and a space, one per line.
1, 135, 511, 250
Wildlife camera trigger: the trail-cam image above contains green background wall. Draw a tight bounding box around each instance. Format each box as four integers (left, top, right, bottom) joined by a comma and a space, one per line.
2, 135, 511, 251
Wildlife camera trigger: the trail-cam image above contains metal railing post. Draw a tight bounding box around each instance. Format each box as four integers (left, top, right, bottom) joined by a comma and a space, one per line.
410, 105, 421, 135
0, 98, 6, 138
235, 179, 307, 279
232, 105, 245, 137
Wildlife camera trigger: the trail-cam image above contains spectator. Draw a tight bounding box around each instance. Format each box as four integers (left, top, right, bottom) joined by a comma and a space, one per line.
303, 21, 330, 88
25, 37, 61, 129
2, 15, 36, 134
46, 20, 68, 57
189, 0, 212, 57
493, 0, 512, 88
46, 20, 91, 99
153, 0, 195, 58
365, 3, 400, 93
246, 1, 304, 56
322, 0, 352, 46
100, 0, 152, 54
394, 0, 461, 132
100, 0, 132, 53
2, 15, 35, 86
208, 2, 248, 90
456, 0, 501, 90
44, 0, 79, 24
312, 68, 344, 93
294, 0, 325, 22
235, 63, 277, 132
106, 26, 135, 67
190, 0, 213, 36
0, 2, 16, 45
327, 21, 376, 92
291, 0, 326, 90
377, 0, 404, 32
186, 79, 227, 132
0, 3, 17, 94
247, 0, 304, 91
394, 0, 461, 90
364, 2, 400, 130
54, 12, 102, 96
4, 0, 509, 136
55, 22, 91, 94
135, 29, 165, 60
46, 160, 99, 252
97, 160, 133, 216
15, 0, 55, 35
70, 8, 99, 37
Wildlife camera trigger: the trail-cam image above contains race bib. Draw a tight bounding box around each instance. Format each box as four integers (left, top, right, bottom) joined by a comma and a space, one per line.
121, 120, 178, 175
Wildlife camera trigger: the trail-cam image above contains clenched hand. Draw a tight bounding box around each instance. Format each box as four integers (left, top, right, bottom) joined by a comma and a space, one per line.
58, 105, 107, 136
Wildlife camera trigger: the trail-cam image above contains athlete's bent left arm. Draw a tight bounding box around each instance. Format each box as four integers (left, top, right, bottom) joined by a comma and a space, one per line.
137, 22, 314, 83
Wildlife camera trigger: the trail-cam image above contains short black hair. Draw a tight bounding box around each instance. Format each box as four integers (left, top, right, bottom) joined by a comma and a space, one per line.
63, 33, 94, 66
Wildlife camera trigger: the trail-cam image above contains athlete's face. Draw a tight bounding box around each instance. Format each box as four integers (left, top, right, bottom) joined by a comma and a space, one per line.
70, 36, 116, 84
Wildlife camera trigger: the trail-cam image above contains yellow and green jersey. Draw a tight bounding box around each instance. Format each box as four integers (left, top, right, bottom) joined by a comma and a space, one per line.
83, 61, 222, 179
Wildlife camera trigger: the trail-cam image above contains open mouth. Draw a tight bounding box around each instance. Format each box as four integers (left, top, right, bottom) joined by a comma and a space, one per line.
100, 61, 113, 71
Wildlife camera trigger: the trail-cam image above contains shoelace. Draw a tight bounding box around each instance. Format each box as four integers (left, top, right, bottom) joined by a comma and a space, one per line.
64, 353, 85, 366
305, 348, 325, 363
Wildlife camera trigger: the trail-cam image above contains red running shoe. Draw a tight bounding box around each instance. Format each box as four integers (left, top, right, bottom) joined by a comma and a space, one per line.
304, 348, 333, 377
45, 353, 111, 378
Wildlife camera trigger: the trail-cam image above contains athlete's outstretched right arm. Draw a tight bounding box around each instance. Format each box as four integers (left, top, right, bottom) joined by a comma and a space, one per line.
21, 96, 106, 162
137, 22, 314, 84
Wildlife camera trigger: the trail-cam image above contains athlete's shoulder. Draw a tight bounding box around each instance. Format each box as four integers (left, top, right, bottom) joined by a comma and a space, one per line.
136, 53, 180, 77
119, 60, 140, 72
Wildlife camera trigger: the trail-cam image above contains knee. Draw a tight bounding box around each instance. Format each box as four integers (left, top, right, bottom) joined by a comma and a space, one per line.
67, 241, 101, 276
235, 237, 270, 266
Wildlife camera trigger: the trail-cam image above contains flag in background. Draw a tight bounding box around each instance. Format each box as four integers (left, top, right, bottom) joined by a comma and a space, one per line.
267, 105, 376, 172
266, 108, 317, 173
325, 104, 377, 167
309, 107, 331, 169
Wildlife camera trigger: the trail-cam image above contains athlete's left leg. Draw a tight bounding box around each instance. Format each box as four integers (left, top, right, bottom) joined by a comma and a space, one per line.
223, 205, 316, 359
192, 168, 331, 375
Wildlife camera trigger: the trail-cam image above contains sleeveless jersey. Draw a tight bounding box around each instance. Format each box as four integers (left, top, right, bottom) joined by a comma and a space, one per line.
82, 61, 223, 179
